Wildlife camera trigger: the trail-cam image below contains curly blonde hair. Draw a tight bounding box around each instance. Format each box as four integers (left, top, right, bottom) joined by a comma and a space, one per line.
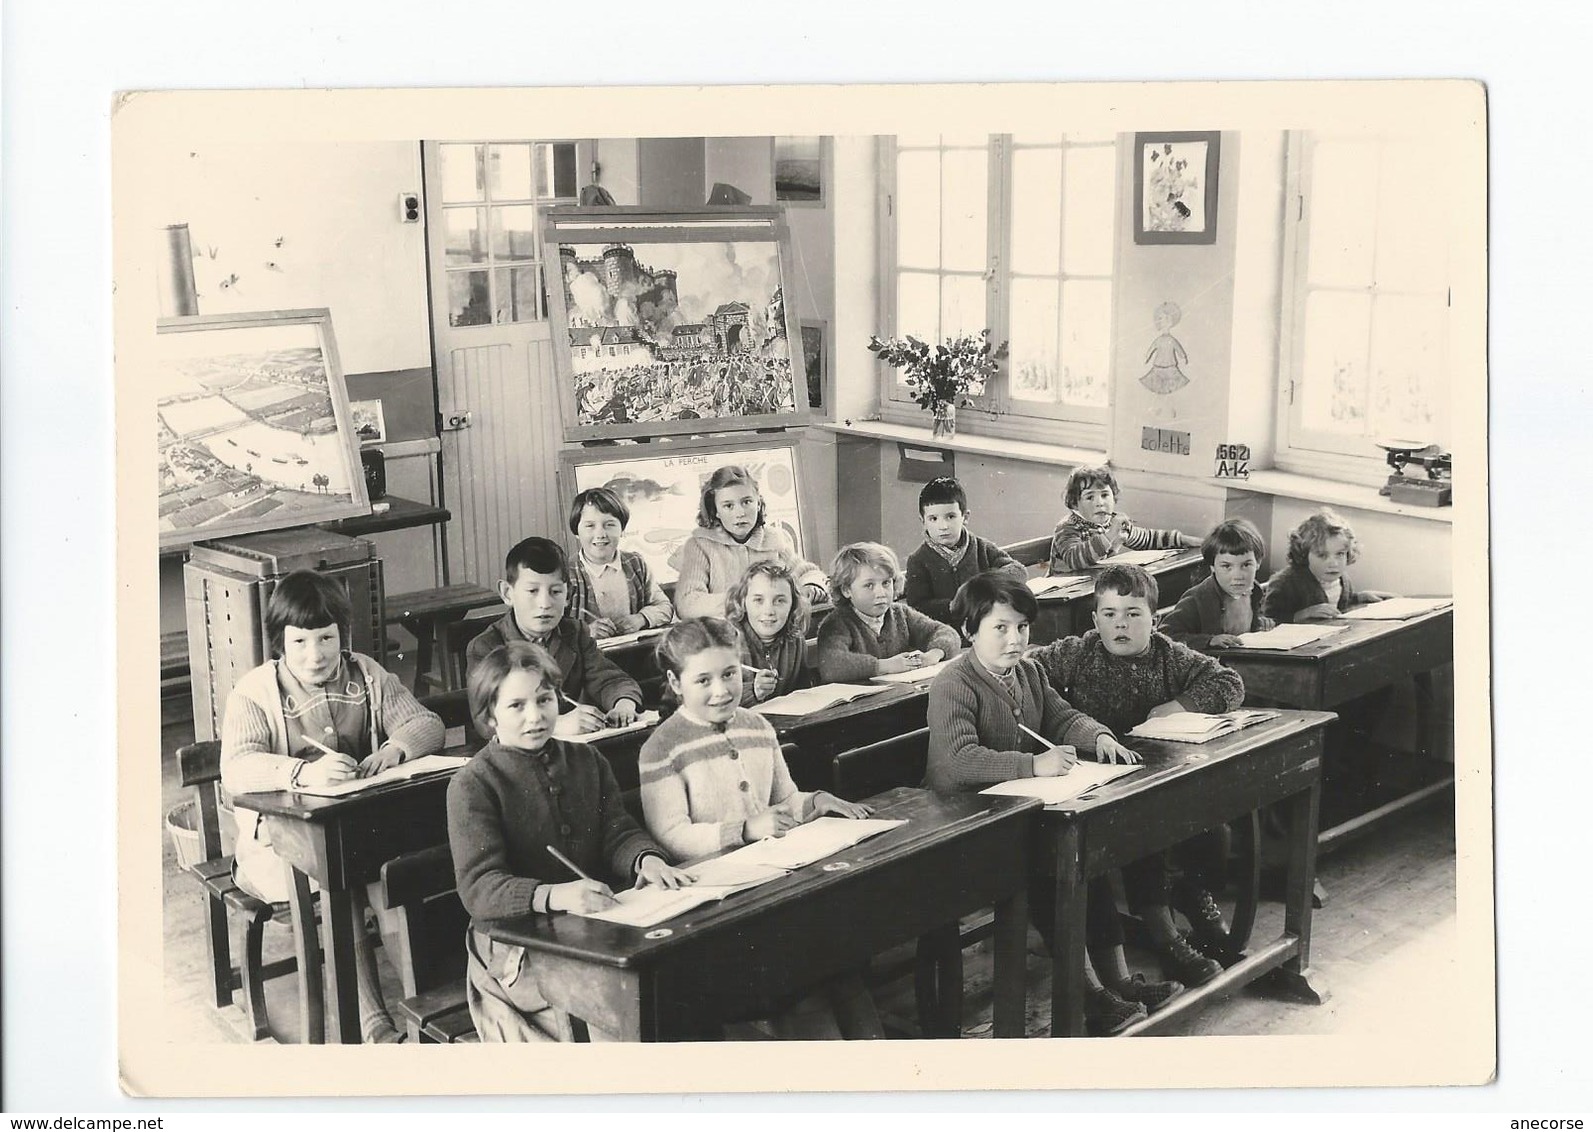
1286, 508, 1360, 570
725, 559, 811, 643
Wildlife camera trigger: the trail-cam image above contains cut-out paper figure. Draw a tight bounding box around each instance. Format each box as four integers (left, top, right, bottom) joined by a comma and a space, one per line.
1140, 301, 1190, 395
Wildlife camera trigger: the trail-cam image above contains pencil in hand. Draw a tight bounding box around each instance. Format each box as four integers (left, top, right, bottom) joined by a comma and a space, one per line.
546, 845, 595, 883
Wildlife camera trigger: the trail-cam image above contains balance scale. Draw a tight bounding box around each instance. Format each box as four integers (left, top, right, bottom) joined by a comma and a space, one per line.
1375, 440, 1452, 507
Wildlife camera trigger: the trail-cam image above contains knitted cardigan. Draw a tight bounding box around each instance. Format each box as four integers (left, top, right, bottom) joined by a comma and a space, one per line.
736, 622, 811, 706
1159, 575, 1275, 651
925, 652, 1112, 792
1048, 511, 1187, 575
902, 533, 1028, 626
565, 548, 675, 629
815, 602, 963, 683
465, 612, 643, 713
637, 707, 813, 864
672, 524, 827, 619
446, 737, 661, 922
1261, 561, 1370, 624
1029, 630, 1245, 737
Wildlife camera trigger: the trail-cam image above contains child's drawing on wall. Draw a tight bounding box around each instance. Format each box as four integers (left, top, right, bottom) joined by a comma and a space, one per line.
1141, 301, 1190, 395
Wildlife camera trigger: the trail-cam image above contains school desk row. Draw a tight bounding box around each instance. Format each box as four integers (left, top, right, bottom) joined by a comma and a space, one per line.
231, 710, 1336, 1043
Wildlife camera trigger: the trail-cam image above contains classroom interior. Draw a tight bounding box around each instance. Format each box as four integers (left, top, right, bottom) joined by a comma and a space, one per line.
151, 128, 1462, 1046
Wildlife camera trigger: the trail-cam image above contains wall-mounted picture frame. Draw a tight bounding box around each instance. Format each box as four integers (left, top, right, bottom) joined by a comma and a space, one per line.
545, 206, 814, 443
155, 307, 370, 550
556, 433, 812, 587
1134, 131, 1221, 245
799, 319, 830, 413
772, 136, 827, 205
348, 398, 387, 445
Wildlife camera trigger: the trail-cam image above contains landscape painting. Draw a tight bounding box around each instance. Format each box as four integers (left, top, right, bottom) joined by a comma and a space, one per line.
156, 309, 369, 549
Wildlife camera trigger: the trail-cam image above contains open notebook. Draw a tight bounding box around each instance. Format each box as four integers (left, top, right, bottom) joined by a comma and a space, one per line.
1231, 623, 1348, 650
1127, 709, 1279, 744
1027, 575, 1090, 597
753, 683, 890, 716
1097, 548, 1181, 567
596, 626, 670, 649
575, 710, 661, 744
871, 659, 952, 685
979, 761, 1140, 805
1338, 597, 1452, 621
292, 753, 473, 798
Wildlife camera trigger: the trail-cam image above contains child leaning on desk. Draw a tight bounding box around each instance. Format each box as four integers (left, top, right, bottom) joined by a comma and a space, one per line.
564, 486, 675, 639
1159, 517, 1277, 650
1048, 464, 1200, 575
1262, 507, 1399, 624
446, 641, 692, 1043
726, 559, 813, 706
815, 542, 962, 683
925, 572, 1182, 1036
638, 617, 880, 1039
465, 536, 646, 739
219, 569, 445, 1044
1030, 564, 1247, 988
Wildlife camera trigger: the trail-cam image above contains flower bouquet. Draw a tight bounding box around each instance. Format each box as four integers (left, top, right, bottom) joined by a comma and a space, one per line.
866, 330, 1009, 438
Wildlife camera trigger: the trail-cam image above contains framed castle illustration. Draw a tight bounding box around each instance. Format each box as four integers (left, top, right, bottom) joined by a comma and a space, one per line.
544, 206, 814, 442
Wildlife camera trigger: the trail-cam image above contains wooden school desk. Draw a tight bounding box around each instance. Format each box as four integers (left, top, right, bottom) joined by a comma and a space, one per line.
1043, 711, 1335, 1037
481, 787, 1040, 1041
758, 681, 933, 792
1029, 548, 1207, 646
1210, 606, 1453, 849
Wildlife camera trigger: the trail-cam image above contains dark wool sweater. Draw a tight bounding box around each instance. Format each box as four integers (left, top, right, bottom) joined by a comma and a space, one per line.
1159, 575, 1275, 651
1261, 562, 1370, 624
446, 737, 660, 923
815, 602, 963, 683
1029, 630, 1245, 737
903, 533, 1029, 626
465, 612, 643, 713
736, 622, 812, 706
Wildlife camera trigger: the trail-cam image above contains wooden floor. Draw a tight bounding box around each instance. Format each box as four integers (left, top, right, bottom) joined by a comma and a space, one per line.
159, 680, 1456, 1044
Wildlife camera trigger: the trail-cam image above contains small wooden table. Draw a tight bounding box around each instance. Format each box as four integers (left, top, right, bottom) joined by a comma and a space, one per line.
482, 787, 1040, 1041
321, 494, 450, 540
1210, 607, 1454, 849
1043, 711, 1335, 1037
1030, 549, 1206, 645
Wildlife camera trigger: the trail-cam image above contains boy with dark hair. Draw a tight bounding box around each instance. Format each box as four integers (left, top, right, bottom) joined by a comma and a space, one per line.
902, 476, 1028, 628
1160, 517, 1276, 651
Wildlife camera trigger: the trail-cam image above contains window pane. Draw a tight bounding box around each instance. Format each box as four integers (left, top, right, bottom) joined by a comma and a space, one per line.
941, 274, 986, 337
1060, 280, 1112, 407
443, 207, 488, 266
439, 144, 483, 203
551, 143, 577, 199
447, 270, 491, 327
896, 271, 940, 341
1009, 147, 1062, 276
1008, 277, 1061, 403
1375, 142, 1448, 294
491, 205, 539, 261
1062, 145, 1117, 276
940, 149, 988, 272
489, 144, 534, 201
1368, 293, 1445, 441
495, 264, 542, 323
895, 151, 941, 270
1300, 290, 1372, 434
1307, 140, 1378, 287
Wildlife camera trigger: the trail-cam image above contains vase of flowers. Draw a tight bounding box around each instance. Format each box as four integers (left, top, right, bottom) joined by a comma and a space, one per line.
867, 330, 1009, 440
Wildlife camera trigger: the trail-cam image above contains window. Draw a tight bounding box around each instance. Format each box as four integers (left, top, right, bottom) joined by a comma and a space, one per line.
1279, 131, 1453, 478
435, 142, 578, 328
880, 133, 1119, 446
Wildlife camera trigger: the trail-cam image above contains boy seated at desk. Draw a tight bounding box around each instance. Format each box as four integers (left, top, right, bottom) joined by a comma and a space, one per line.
466, 536, 645, 738
1048, 464, 1200, 575
816, 542, 962, 683
1262, 507, 1399, 624
1159, 517, 1276, 650
1030, 564, 1247, 984
902, 475, 1028, 629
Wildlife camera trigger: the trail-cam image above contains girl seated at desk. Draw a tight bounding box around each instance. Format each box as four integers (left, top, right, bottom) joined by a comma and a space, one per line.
726, 558, 813, 706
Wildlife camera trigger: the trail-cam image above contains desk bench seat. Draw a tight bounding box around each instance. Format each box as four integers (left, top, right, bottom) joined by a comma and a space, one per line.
387, 584, 502, 694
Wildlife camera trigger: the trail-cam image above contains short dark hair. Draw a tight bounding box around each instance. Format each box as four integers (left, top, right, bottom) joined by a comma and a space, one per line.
568, 486, 630, 535
951, 572, 1038, 638
265, 570, 352, 658
503, 536, 569, 584
696, 465, 766, 531
1064, 464, 1119, 511
467, 641, 564, 740
1202, 517, 1266, 566
654, 616, 742, 678
1286, 508, 1360, 570
1094, 563, 1158, 608
918, 476, 968, 516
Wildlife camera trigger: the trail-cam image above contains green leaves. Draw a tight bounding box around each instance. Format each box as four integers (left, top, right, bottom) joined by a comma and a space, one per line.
867, 329, 1010, 413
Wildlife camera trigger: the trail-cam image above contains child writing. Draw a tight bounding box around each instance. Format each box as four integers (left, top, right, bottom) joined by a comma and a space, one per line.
220, 569, 445, 1044
1160, 517, 1276, 650
725, 559, 813, 706
1048, 464, 1200, 575
1262, 507, 1399, 624
447, 641, 692, 1042
564, 486, 675, 638
638, 617, 879, 1039
925, 572, 1180, 1035
466, 536, 645, 738
902, 476, 1028, 628
816, 542, 962, 683
1031, 565, 1247, 985
673, 464, 829, 619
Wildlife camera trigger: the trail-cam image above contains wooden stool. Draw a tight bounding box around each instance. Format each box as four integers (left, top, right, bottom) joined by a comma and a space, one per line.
386, 584, 501, 694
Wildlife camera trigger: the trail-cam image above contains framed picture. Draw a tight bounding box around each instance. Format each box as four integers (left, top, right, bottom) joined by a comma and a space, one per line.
1134, 131, 1221, 245
545, 206, 813, 442
557, 434, 812, 587
348, 398, 387, 445
799, 319, 829, 413
155, 308, 370, 550
772, 135, 827, 205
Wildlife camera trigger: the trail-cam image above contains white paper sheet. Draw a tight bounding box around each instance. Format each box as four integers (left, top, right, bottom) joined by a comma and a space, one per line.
871, 659, 952, 685
752, 683, 890, 716
293, 753, 472, 797
1337, 597, 1453, 621
978, 761, 1140, 805
572, 710, 661, 745
1027, 575, 1091, 597
596, 626, 670, 649
1127, 709, 1278, 743
1097, 549, 1180, 566
728, 817, 907, 870
1231, 623, 1349, 650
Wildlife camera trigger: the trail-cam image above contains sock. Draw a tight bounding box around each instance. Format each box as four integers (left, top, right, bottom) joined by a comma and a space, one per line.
1137, 905, 1183, 947
352, 901, 397, 1042
1091, 944, 1132, 987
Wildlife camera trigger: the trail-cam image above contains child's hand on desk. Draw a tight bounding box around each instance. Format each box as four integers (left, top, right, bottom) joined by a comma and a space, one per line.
921, 648, 946, 665
635, 856, 694, 890
1361, 591, 1400, 603
1146, 700, 1184, 719
615, 614, 648, 634
752, 667, 779, 701
1208, 633, 1246, 649
1034, 745, 1078, 777
357, 742, 408, 778
744, 810, 800, 841
812, 791, 875, 820
1295, 603, 1340, 623
1096, 735, 1141, 765
547, 879, 617, 914
297, 751, 359, 787
589, 617, 618, 639
554, 705, 608, 737
880, 651, 925, 674
606, 699, 640, 728
1110, 515, 1134, 544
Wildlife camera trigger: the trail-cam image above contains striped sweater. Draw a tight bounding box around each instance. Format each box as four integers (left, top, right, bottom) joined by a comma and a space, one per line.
638, 707, 814, 863
815, 602, 963, 683
1048, 511, 1188, 575
672, 524, 828, 619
